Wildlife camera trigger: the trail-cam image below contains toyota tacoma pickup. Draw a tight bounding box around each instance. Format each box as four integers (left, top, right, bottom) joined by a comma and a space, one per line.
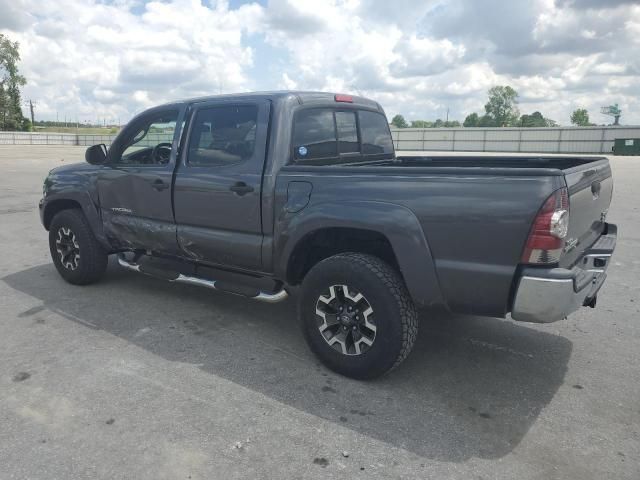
40, 91, 617, 379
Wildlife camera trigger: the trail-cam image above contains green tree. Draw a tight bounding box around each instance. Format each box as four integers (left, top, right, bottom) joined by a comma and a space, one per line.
463, 113, 479, 127
484, 85, 519, 127
433, 118, 444, 128
444, 120, 461, 127
390, 114, 408, 128
520, 111, 547, 127
0, 34, 28, 131
410, 120, 433, 128
478, 114, 496, 127
570, 108, 592, 126
0, 85, 7, 127
21, 116, 32, 131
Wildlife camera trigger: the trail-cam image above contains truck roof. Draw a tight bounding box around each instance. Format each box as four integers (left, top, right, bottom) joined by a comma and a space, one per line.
156, 90, 383, 111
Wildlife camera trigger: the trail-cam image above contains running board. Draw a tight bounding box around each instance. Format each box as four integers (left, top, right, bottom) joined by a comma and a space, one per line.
117, 255, 288, 303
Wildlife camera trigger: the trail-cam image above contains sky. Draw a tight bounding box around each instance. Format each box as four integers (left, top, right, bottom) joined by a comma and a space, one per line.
1, 0, 639, 126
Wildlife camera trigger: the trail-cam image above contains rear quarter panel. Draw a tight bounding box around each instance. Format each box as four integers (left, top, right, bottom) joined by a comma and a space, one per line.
275, 166, 563, 317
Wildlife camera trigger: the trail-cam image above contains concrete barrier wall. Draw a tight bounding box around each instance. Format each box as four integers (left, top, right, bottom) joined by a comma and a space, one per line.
391, 126, 640, 153
0, 132, 177, 147
0, 132, 117, 146
2, 127, 640, 154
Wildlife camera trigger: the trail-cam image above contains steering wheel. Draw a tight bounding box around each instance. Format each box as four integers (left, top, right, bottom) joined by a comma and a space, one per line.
151, 143, 173, 164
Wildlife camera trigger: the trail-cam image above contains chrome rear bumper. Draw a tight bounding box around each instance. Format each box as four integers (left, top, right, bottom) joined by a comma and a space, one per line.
511, 223, 617, 323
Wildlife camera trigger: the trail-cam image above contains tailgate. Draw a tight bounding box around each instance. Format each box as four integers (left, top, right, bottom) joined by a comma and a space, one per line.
561, 159, 613, 267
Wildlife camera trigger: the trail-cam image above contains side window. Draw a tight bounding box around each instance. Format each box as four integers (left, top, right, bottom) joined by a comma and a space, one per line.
359, 111, 394, 155
187, 105, 258, 167
116, 111, 178, 165
292, 109, 337, 161
335, 111, 358, 154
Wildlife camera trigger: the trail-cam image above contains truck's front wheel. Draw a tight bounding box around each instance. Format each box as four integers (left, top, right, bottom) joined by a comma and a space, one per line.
299, 253, 418, 379
49, 209, 108, 285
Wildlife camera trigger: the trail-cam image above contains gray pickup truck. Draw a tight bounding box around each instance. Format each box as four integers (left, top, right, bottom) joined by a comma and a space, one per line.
39, 91, 616, 379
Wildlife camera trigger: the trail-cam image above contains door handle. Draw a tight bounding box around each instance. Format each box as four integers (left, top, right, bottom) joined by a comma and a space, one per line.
152, 179, 169, 191
229, 182, 254, 195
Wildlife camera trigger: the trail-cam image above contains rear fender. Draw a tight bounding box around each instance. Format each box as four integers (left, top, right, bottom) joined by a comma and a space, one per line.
276, 201, 444, 307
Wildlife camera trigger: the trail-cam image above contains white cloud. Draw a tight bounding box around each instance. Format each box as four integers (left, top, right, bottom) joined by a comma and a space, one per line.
280, 73, 298, 90
1, 0, 638, 125
2, 0, 263, 123
391, 36, 466, 77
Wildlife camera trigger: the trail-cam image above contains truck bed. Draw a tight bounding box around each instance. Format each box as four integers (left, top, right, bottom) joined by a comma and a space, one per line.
393, 155, 605, 171
279, 154, 612, 316
389, 155, 613, 270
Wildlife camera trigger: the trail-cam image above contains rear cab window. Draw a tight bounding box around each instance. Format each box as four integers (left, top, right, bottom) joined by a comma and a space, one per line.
292, 107, 394, 164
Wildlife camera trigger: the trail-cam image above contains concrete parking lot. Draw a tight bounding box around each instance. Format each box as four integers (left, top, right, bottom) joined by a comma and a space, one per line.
0, 145, 638, 479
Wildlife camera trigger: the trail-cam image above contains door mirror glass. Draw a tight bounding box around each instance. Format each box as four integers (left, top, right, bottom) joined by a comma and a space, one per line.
85, 144, 107, 165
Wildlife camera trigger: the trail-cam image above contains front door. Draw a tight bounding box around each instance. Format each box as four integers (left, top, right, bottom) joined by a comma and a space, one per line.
173, 100, 270, 271
97, 106, 184, 254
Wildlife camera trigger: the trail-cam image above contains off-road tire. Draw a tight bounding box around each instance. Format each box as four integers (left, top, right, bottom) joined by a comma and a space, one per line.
299, 252, 418, 379
49, 209, 108, 285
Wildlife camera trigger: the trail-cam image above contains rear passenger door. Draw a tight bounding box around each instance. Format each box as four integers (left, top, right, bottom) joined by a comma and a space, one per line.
173, 100, 270, 271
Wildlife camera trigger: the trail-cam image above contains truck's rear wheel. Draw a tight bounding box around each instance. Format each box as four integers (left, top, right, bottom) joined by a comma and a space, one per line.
299, 253, 418, 379
49, 209, 108, 285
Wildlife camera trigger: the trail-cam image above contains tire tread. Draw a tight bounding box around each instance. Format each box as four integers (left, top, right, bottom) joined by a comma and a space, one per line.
49, 209, 108, 285
335, 253, 418, 373
300, 252, 418, 378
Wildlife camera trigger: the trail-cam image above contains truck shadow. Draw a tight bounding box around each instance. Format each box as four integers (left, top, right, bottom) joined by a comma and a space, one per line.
3, 260, 572, 462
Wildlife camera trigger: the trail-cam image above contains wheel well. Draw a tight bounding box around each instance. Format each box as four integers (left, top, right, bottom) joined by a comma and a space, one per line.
287, 227, 401, 285
43, 199, 82, 230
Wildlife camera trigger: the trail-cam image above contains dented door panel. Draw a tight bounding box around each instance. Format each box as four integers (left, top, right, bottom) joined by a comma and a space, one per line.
96, 105, 185, 254
97, 166, 179, 254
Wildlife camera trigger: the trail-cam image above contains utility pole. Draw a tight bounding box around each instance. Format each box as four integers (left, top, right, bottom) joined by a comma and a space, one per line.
23, 99, 36, 127
446, 107, 449, 123
29, 100, 35, 126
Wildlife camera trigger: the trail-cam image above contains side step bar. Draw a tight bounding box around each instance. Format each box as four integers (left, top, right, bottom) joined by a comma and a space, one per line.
117, 255, 288, 304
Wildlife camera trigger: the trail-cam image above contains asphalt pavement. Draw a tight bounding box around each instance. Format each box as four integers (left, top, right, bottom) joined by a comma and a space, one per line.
0, 146, 638, 479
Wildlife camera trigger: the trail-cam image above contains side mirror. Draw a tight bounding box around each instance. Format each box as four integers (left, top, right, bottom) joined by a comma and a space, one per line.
85, 144, 108, 165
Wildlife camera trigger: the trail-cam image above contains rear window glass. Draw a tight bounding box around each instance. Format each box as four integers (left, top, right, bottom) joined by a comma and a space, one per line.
292, 108, 393, 163
336, 111, 359, 154
360, 111, 393, 155
292, 109, 337, 161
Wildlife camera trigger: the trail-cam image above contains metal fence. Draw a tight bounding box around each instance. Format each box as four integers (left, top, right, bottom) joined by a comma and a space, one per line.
0, 132, 117, 146
0, 131, 178, 147
391, 126, 640, 153
2, 127, 640, 154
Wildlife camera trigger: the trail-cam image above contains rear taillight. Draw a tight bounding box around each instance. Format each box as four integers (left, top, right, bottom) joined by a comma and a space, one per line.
521, 187, 569, 264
